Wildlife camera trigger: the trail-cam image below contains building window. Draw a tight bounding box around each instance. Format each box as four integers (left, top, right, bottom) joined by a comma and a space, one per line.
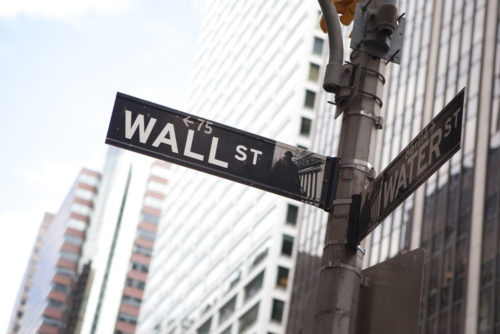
239, 303, 259, 333
52, 283, 71, 294
132, 262, 149, 273
286, 204, 298, 225
64, 234, 83, 246
221, 325, 232, 334
312, 37, 324, 55
244, 271, 265, 302
197, 318, 211, 334
219, 296, 237, 325
118, 312, 138, 325
138, 229, 156, 241
134, 245, 153, 257
48, 299, 66, 310
300, 117, 312, 136
60, 250, 79, 262
126, 278, 146, 290
308, 63, 320, 81
250, 247, 268, 270
276, 266, 289, 288
304, 90, 316, 109
271, 299, 285, 323
141, 213, 160, 224
281, 235, 294, 256
43, 316, 64, 328
122, 295, 142, 307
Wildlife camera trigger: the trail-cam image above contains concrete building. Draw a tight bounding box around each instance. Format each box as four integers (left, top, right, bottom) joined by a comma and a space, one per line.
8, 213, 54, 334
7, 168, 100, 334
137, 0, 330, 333
288, 0, 500, 333
77, 148, 170, 334
8, 148, 171, 334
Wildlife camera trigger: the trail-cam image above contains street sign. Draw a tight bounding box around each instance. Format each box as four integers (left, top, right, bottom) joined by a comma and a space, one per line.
356, 89, 465, 242
356, 248, 424, 334
106, 93, 339, 210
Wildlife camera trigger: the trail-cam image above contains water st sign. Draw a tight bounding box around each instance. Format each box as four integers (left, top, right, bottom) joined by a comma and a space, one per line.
356, 89, 465, 242
106, 93, 339, 210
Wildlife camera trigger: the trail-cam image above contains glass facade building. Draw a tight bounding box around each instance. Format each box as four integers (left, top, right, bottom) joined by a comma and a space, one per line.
288, 0, 500, 333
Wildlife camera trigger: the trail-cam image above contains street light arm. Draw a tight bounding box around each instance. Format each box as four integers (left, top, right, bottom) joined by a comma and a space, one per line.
318, 0, 345, 93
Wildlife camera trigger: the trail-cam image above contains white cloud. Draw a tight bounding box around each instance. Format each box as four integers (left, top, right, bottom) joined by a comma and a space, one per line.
0, 0, 134, 20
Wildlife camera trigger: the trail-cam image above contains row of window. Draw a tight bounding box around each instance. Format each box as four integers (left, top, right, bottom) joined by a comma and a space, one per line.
175, 264, 290, 334
197, 297, 285, 334
126, 277, 146, 291
298, 35, 324, 142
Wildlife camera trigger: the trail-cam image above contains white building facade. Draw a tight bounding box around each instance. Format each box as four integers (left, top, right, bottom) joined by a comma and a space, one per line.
78, 148, 171, 334
138, 0, 331, 333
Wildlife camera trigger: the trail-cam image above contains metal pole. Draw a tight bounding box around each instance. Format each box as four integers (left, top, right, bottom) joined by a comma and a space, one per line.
313, 49, 386, 334
311, 0, 405, 330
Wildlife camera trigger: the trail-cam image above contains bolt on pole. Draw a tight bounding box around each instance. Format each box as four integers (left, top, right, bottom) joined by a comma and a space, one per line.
313, 0, 405, 333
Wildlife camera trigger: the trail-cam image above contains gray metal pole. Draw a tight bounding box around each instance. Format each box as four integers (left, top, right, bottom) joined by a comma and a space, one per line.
312, 0, 404, 331
313, 49, 385, 334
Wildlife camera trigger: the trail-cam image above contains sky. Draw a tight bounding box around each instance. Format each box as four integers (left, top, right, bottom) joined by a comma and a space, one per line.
0, 0, 205, 331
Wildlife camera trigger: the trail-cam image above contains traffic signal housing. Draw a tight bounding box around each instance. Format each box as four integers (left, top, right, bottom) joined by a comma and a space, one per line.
320, 0, 357, 32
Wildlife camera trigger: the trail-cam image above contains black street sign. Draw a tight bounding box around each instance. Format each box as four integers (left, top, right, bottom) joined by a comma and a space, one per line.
106, 93, 339, 210
356, 89, 465, 242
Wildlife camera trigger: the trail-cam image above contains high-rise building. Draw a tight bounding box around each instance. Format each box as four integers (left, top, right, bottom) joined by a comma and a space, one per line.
8, 213, 54, 334
8, 148, 171, 334
77, 148, 170, 334
288, 0, 500, 333
7, 168, 101, 334
137, 0, 330, 333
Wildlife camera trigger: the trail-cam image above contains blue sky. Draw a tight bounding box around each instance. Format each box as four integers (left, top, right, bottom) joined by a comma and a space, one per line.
0, 0, 204, 330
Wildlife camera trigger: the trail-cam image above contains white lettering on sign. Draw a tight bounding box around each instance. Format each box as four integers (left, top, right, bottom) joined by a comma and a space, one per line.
234, 145, 263, 165
123, 110, 262, 170
125, 109, 156, 143
152, 123, 179, 153
208, 137, 228, 168
184, 129, 204, 161
382, 110, 461, 211
444, 109, 461, 137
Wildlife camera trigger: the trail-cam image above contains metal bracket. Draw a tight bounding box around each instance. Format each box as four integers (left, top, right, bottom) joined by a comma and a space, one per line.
332, 198, 353, 206
343, 109, 384, 129
320, 157, 341, 212
340, 158, 375, 178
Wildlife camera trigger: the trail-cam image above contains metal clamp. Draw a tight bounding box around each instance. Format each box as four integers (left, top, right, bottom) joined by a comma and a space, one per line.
320, 262, 362, 277
343, 109, 384, 129
340, 158, 375, 177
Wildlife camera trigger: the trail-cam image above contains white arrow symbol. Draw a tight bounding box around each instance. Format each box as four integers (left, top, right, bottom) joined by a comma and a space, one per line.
183, 116, 194, 127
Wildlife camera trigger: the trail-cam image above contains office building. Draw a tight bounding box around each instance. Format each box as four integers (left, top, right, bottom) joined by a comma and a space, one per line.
8, 148, 171, 334
288, 0, 500, 333
137, 0, 330, 333
7, 168, 101, 334
8, 213, 54, 334
77, 148, 170, 334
